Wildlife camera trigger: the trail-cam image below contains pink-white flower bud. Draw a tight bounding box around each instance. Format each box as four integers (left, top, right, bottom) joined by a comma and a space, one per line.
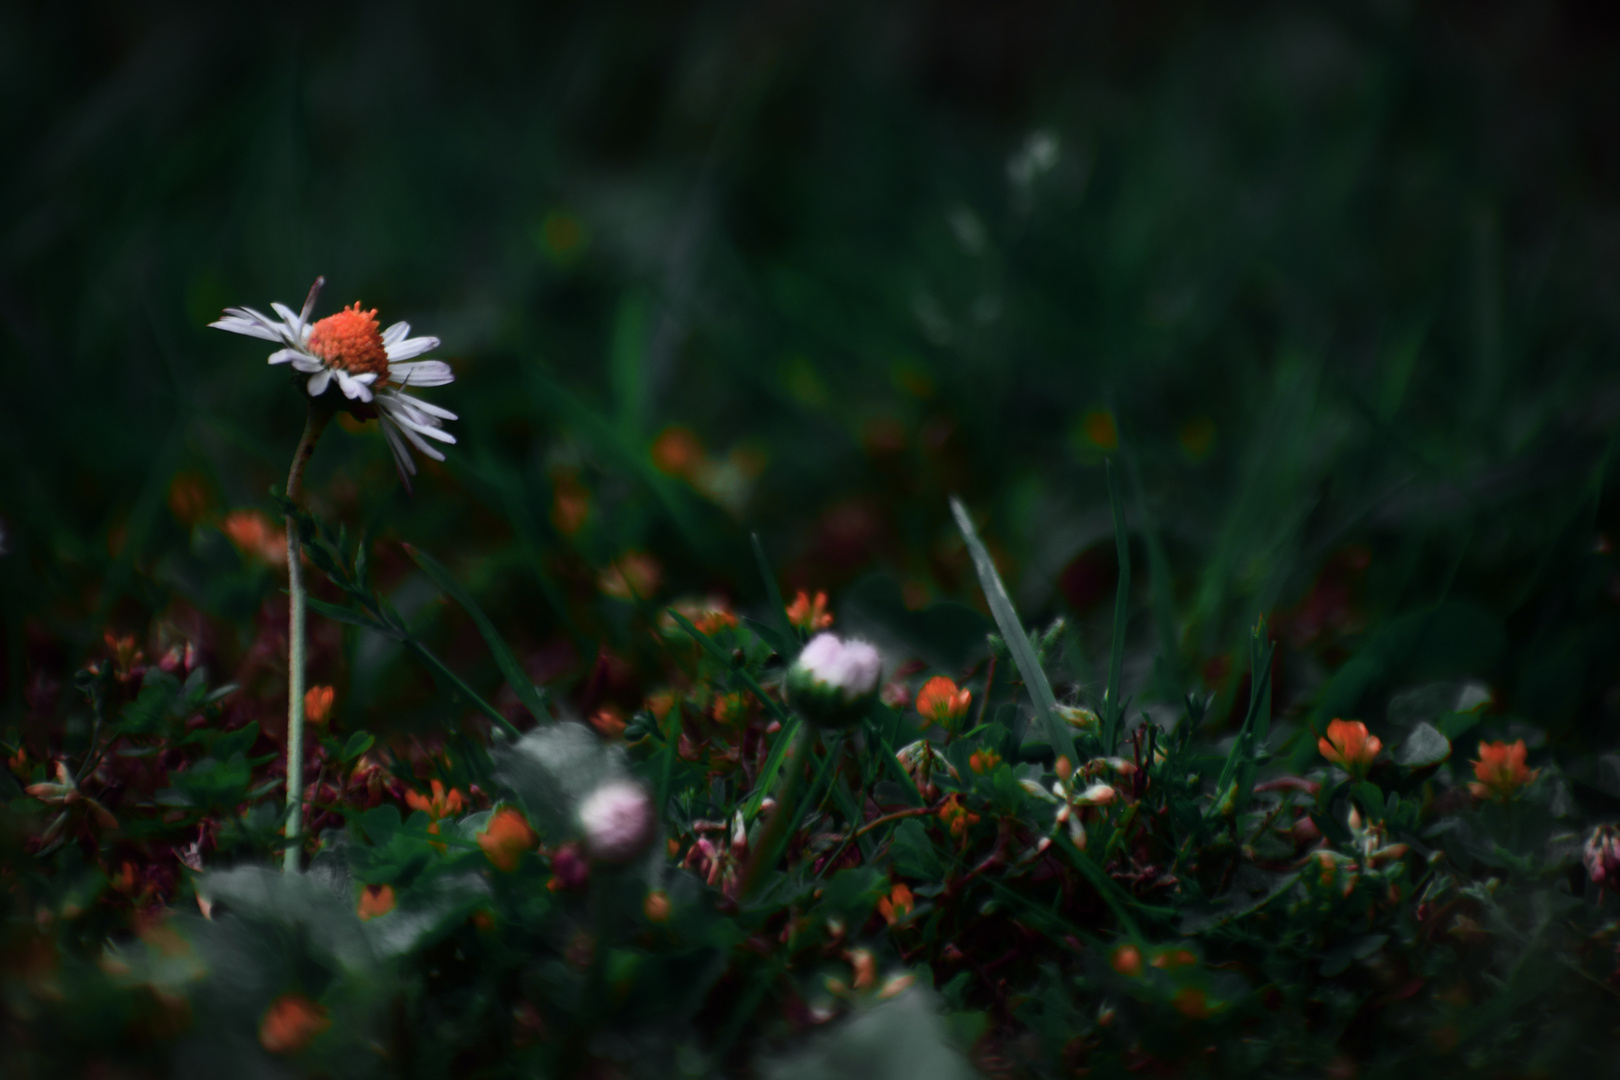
577, 780, 656, 864
1584, 823, 1620, 885
786, 633, 883, 728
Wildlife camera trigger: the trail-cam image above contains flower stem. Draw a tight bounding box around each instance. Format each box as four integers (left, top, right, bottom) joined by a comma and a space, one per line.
284, 402, 331, 873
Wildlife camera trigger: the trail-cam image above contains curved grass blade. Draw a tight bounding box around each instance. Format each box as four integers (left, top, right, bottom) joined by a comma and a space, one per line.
405, 543, 550, 728
751, 532, 797, 647
1103, 459, 1132, 754
949, 497, 1078, 767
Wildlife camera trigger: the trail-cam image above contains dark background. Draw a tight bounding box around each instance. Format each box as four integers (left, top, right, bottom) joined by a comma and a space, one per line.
3, 0, 1619, 748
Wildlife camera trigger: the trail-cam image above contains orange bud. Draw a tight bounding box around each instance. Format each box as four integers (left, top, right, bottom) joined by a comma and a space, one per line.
259, 993, 330, 1055
643, 889, 672, 923
876, 882, 916, 926
916, 676, 972, 728
1468, 740, 1538, 803
1318, 719, 1382, 776
786, 590, 834, 632
357, 884, 395, 921
478, 807, 538, 872
1055, 756, 1074, 784
1110, 944, 1143, 977
303, 685, 334, 726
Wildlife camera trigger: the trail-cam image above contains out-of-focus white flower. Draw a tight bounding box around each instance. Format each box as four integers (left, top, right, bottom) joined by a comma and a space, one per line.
577, 779, 655, 864
787, 633, 883, 728
210, 278, 457, 489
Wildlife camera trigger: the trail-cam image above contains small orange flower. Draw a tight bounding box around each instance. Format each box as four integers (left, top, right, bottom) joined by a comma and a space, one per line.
1318, 719, 1382, 776
711, 692, 750, 728
968, 749, 1002, 775
406, 779, 466, 824
589, 706, 627, 739
643, 889, 672, 923
221, 510, 288, 565
785, 590, 834, 632
937, 793, 981, 838
357, 884, 396, 921
1151, 949, 1198, 971
600, 552, 662, 600
1172, 986, 1211, 1019
303, 685, 334, 726
876, 882, 915, 926
551, 472, 590, 535
1109, 944, 1143, 977
259, 993, 331, 1055
916, 676, 973, 729
478, 807, 538, 872
651, 426, 705, 478
1083, 409, 1119, 451
167, 472, 212, 526
694, 608, 739, 635
1468, 740, 1538, 803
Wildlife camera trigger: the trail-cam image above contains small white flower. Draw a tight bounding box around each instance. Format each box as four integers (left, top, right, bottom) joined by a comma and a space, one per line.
577, 779, 656, 864
210, 277, 457, 490
794, 633, 882, 700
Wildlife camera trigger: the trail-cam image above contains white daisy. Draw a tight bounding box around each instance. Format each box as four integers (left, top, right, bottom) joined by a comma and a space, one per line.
210, 277, 457, 489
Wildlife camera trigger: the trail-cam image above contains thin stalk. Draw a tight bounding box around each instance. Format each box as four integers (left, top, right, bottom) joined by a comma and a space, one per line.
284, 402, 331, 873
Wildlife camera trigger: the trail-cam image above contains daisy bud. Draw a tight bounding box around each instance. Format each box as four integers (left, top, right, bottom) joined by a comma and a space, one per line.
1584, 824, 1620, 885
786, 633, 883, 729
577, 780, 656, 864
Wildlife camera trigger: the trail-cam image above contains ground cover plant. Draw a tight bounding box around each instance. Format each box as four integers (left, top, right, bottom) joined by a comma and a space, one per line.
4, 1, 1620, 1077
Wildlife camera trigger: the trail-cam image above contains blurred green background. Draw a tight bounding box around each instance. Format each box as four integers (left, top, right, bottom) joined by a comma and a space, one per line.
3, 1, 1618, 749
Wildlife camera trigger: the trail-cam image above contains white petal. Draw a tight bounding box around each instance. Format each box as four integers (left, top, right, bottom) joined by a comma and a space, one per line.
335, 371, 374, 401
381, 421, 418, 481
395, 414, 456, 443
386, 359, 453, 386
271, 302, 304, 335
382, 321, 410, 346
393, 418, 448, 461
289, 354, 324, 373
383, 336, 441, 362
391, 394, 457, 421
306, 370, 332, 396
298, 277, 325, 325
268, 348, 302, 365
209, 307, 284, 342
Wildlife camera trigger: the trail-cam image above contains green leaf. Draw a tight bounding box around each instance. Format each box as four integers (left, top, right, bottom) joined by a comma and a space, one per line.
752, 532, 797, 647
1396, 721, 1452, 768
948, 497, 1077, 768
1102, 460, 1133, 753
405, 543, 550, 727
341, 731, 376, 762
306, 595, 397, 635
745, 717, 804, 822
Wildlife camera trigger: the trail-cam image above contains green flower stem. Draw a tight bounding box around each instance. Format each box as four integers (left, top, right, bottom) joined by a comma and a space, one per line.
283, 401, 331, 873
738, 723, 832, 901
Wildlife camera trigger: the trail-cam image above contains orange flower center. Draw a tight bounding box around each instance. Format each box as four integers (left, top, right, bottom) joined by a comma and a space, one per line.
307, 303, 390, 379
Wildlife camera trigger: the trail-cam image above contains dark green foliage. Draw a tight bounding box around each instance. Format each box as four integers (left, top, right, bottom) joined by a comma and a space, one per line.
6, 1, 1620, 1076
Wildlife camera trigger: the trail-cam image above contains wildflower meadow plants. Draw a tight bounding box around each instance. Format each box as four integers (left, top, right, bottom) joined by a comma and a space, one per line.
7, 382, 1620, 1080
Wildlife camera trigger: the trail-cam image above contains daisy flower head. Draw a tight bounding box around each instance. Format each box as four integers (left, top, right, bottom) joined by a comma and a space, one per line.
210, 277, 457, 490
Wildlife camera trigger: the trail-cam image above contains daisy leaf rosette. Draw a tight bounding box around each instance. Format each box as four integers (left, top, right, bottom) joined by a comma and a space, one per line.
210, 277, 457, 489
786, 632, 883, 729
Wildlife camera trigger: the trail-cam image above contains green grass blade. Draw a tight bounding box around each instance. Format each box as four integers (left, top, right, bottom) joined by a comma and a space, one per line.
1206, 619, 1273, 821
402, 639, 522, 741
1103, 460, 1132, 754
404, 543, 550, 728
948, 497, 1078, 767
668, 609, 792, 727
751, 532, 797, 648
